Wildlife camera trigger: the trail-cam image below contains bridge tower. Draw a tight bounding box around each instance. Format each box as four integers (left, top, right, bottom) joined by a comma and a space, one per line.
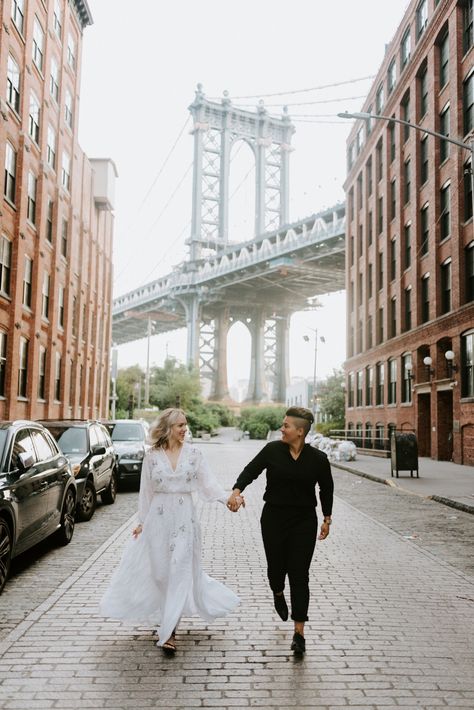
183, 85, 295, 403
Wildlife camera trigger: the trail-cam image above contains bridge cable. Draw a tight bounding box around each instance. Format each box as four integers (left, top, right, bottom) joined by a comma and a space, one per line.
209, 75, 375, 100
233, 94, 367, 109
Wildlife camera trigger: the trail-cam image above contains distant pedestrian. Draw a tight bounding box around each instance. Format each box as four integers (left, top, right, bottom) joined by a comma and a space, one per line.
227, 406, 333, 655
100, 408, 239, 654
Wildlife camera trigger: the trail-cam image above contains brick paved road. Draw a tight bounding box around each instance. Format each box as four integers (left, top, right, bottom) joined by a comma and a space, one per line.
1, 440, 474, 709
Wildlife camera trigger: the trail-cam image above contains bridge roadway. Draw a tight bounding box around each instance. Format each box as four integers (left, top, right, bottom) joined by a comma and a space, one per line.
112, 204, 346, 345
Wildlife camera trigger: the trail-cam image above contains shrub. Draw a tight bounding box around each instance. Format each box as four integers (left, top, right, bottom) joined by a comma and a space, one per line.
186, 405, 220, 435
239, 405, 286, 439
207, 402, 237, 427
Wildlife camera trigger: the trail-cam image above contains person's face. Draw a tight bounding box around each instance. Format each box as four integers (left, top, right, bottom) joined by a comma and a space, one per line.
280, 416, 304, 445
169, 415, 188, 445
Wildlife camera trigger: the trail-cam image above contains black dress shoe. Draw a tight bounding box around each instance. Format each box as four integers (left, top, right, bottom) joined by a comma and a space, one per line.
291, 632, 306, 655
273, 592, 289, 621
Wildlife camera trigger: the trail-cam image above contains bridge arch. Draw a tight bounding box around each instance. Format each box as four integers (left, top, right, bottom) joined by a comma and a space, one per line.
228, 138, 256, 243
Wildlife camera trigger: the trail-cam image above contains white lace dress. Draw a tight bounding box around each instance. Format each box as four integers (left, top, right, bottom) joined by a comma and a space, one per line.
99, 444, 239, 645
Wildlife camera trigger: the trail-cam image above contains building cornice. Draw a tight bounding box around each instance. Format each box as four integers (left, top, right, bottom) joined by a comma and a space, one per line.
73, 0, 93, 29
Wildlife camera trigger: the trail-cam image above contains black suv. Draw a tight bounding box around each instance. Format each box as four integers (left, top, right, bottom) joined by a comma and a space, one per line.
103, 419, 149, 487
40, 420, 117, 522
0, 420, 77, 594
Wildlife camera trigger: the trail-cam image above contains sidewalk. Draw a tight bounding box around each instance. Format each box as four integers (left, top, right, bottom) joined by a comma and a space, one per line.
333, 452, 474, 514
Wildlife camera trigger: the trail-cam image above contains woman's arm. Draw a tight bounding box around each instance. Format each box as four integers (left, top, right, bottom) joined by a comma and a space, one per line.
195, 450, 228, 503
136, 452, 154, 528
231, 444, 270, 493
317, 453, 334, 540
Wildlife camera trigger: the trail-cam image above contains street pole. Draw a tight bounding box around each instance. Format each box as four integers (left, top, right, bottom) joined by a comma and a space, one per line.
144, 316, 152, 407
110, 347, 118, 419
338, 112, 474, 225
312, 328, 318, 425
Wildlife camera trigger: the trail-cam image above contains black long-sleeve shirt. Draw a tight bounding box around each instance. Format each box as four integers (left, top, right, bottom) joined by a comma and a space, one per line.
233, 441, 334, 515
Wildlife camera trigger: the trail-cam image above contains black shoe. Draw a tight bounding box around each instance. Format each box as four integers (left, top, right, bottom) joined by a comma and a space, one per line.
273, 592, 289, 621
291, 632, 306, 655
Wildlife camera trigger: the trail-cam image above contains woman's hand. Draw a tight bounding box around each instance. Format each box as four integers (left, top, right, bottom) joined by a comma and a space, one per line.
318, 520, 331, 540
227, 490, 245, 512
132, 524, 143, 538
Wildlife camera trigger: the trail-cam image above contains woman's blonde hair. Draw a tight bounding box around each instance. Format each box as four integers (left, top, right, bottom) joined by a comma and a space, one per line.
149, 408, 187, 449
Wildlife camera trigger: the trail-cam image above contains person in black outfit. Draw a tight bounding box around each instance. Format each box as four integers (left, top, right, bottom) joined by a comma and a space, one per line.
227, 406, 334, 655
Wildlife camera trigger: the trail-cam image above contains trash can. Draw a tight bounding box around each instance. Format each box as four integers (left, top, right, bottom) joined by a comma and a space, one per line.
390, 431, 419, 478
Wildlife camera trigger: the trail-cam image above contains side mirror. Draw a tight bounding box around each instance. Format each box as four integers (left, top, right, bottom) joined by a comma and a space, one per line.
18, 452, 35, 470
91, 445, 106, 456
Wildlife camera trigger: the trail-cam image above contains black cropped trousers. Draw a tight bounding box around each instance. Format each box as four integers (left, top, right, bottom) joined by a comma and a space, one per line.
260, 503, 318, 622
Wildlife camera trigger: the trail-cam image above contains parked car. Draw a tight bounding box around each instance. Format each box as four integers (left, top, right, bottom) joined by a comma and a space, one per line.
103, 419, 149, 487
39, 420, 117, 522
0, 420, 77, 594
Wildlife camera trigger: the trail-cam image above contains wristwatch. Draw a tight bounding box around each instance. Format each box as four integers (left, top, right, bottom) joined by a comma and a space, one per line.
323, 517, 332, 525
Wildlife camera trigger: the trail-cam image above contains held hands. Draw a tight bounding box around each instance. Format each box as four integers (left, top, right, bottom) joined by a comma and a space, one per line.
132, 524, 143, 538
226, 490, 245, 513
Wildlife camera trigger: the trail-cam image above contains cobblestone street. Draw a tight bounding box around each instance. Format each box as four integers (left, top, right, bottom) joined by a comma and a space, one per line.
1, 440, 474, 709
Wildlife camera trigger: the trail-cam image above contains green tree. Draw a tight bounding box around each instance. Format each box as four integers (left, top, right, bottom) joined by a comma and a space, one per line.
115, 365, 144, 414
148, 358, 201, 411
317, 368, 345, 429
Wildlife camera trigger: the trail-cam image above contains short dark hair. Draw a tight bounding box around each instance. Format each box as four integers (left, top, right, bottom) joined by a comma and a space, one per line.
285, 407, 314, 435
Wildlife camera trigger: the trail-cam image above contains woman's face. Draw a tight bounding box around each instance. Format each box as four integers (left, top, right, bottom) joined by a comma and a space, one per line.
280, 416, 304, 445
169, 415, 188, 445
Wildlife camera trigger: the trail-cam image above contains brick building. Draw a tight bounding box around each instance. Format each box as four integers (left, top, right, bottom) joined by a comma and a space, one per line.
343, 0, 473, 464
0, 0, 116, 421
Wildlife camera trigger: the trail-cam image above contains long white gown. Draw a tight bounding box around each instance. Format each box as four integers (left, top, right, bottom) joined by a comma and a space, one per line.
99, 443, 239, 646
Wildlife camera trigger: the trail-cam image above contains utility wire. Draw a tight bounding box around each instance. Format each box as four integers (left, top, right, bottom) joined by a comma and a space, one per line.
209, 75, 375, 100
233, 94, 367, 109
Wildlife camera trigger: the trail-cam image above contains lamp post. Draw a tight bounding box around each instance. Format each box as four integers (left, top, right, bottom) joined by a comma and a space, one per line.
303, 329, 325, 425
338, 111, 474, 222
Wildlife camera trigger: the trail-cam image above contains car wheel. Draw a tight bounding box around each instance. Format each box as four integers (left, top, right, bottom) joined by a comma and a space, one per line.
76, 479, 97, 522
0, 518, 13, 595
101, 470, 117, 505
55, 488, 76, 546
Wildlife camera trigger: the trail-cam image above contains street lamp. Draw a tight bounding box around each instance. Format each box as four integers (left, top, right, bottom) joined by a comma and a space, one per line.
338, 111, 474, 221
303, 329, 325, 425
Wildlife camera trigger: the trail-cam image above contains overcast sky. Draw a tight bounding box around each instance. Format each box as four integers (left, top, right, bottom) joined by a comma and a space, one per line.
78, 0, 410, 391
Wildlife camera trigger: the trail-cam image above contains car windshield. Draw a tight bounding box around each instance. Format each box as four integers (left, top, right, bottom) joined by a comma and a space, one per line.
0, 430, 7, 461
48, 426, 88, 454
110, 423, 144, 442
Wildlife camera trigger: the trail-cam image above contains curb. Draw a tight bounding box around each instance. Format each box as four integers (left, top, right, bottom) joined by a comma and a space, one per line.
332, 462, 474, 516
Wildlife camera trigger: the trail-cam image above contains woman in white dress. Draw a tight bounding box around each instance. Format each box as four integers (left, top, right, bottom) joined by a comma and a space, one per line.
100, 408, 241, 653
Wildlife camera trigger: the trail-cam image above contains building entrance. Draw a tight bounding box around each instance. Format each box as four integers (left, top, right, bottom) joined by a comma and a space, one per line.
417, 393, 431, 457
437, 390, 453, 461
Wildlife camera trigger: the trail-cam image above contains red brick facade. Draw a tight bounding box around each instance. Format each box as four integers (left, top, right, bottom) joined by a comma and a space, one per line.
343, 0, 474, 464
0, 0, 116, 421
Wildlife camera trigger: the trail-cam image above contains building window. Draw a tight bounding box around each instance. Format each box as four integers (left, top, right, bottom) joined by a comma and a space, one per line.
388, 359, 397, 404
7, 55, 20, 113
42, 272, 50, 319
465, 160, 473, 222
404, 223, 411, 269
356, 127, 364, 155
58, 286, 65, 328
390, 179, 397, 220
420, 203, 429, 255
420, 136, 428, 184
28, 92, 41, 144
378, 251, 384, 290
419, 64, 428, 118
387, 59, 396, 94
54, 352, 61, 401
50, 57, 59, 102
47, 125, 56, 170
23, 257, 32, 308
38, 346, 46, 399
72, 295, 77, 336
67, 33, 76, 70
376, 83, 384, 113
464, 0, 473, 54
82, 303, 87, 341
440, 259, 452, 314
11, 0, 25, 34
368, 211, 373, 245
466, 242, 474, 303
421, 273, 430, 322
401, 27, 411, 68
69, 359, 75, 407
348, 143, 355, 171
0, 331, 6, 397
402, 353, 413, 404
464, 71, 473, 136
367, 315, 373, 349
348, 373, 354, 408
368, 263, 373, 299
46, 199, 54, 242
53, 0, 62, 37
32, 17, 45, 72
348, 188, 354, 221
18, 337, 28, 398
439, 31, 449, 89
357, 371, 363, 407
461, 329, 474, 397
366, 158, 372, 196
61, 219, 68, 257
4, 142, 17, 204
365, 366, 373, 406
389, 120, 396, 162
376, 139, 383, 181
390, 238, 397, 281
378, 306, 384, 344
401, 92, 411, 141
376, 362, 384, 405
378, 196, 384, 234
0, 236, 11, 296
65, 89, 73, 129
404, 287, 412, 332
27, 172, 37, 225
358, 272, 363, 304
61, 152, 71, 191
390, 297, 397, 338
416, 0, 428, 39
404, 159, 411, 204
440, 183, 451, 240
357, 173, 363, 210
440, 104, 450, 162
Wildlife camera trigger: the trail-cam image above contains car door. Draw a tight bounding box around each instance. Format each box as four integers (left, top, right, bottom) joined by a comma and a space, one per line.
30, 429, 67, 532
8, 428, 49, 553
98, 424, 115, 483
89, 424, 106, 491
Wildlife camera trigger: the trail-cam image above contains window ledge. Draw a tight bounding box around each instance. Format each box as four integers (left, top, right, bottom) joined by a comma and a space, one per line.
3, 197, 17, 211
17, 396, 28, 402
460, 397, 474, 404
0, 292, 12, 302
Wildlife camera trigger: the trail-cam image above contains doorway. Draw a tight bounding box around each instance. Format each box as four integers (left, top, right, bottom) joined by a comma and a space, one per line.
417, 393, 431, 457
437, 390, 453, 461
